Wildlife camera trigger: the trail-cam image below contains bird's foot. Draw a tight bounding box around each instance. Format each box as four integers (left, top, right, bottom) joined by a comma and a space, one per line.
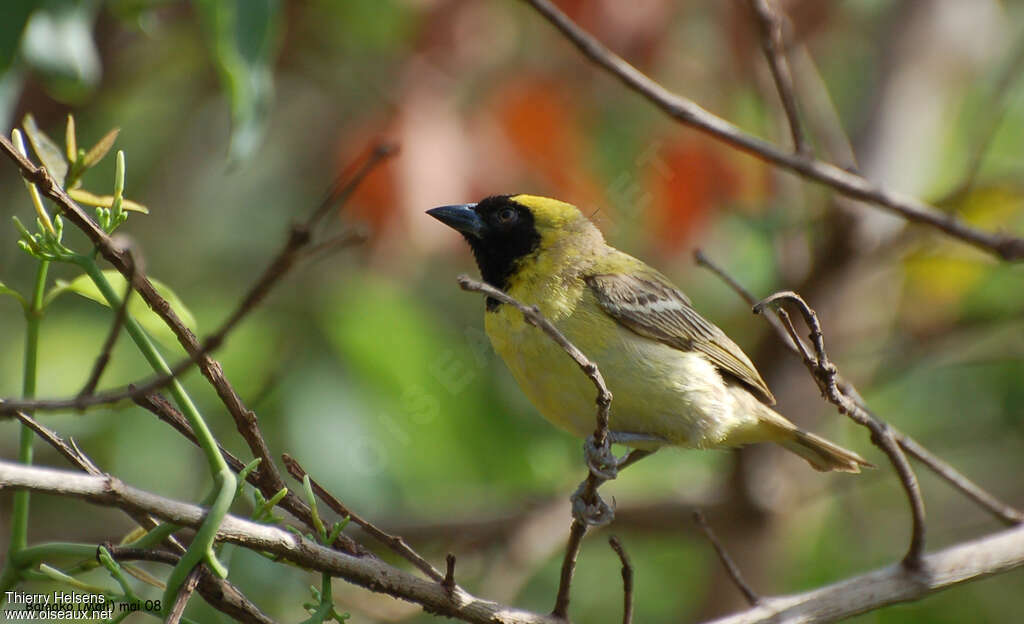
584, 435, 620, 480
570, 481, 615, 527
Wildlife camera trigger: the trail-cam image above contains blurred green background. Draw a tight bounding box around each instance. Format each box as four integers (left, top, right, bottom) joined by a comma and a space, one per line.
1, 0, 1023, 622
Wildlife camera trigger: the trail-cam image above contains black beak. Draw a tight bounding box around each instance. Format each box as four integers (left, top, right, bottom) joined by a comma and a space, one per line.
427, 203, 484, 238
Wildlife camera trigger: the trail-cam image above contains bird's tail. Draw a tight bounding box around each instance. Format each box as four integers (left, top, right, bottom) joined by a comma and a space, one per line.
780, 429, 870, 473
757, 407, 871, 473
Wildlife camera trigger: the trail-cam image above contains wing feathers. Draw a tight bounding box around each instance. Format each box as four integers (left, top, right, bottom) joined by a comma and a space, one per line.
586, 272, 776, 405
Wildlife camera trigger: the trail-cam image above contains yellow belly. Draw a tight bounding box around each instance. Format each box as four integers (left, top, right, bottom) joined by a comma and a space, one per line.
485, 290, 760, 450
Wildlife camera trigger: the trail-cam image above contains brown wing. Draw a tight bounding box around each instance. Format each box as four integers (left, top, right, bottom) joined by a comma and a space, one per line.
586, 272, 776, 405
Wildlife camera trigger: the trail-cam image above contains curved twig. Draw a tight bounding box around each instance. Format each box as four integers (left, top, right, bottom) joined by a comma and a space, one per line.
753, 291, 926, 567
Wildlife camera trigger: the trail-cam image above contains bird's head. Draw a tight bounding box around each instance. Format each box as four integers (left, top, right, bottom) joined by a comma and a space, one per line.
427, 194, 592, 289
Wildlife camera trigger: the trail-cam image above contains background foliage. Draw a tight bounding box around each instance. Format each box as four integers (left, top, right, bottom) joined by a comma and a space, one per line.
1, 1, 1023, 622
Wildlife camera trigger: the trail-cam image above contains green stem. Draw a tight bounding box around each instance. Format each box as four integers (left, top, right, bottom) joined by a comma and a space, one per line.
13, 542, 98, 567
76, 257, 236, 616
0, 260, 49, 603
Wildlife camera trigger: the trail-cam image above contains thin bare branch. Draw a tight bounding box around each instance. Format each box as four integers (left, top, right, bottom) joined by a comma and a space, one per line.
937, 34, 1024, 205
608, 536, 634, 624
0, 461, 562, 624
12, 411, 101, 475
693, 249, 795, 352
518, 0, 1024, 261
0, 150, 389, 418
895, 435, 1024, 525
746, 0, 808, 154
281, 454, 444, 582
694, 511, 760, 607
754, 291, 927, 567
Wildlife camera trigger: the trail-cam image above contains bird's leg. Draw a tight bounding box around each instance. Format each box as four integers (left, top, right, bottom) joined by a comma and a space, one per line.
583, 432, 663, 480
617, 448, 655, 471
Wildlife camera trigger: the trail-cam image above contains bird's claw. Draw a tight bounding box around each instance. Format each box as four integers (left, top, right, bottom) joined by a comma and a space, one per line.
570, 482, 615, 526
584, 435, 619, 480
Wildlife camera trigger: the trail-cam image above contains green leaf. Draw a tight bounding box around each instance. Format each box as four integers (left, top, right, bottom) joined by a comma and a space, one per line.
81, 127, 120, 169
193, 0, 281, 162
59, 270, 197, 348
67, 188, 149, 214
22, 113, 68, 187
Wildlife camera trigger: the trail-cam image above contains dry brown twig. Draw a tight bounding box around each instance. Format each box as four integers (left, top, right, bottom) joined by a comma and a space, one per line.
607, 536, 634, 624
166, 567, 201, 624
745, 0, 807, 155
519, 0, 1024, 261
693, 511, 760, 607
443, 554, 458, 597
0, 136, 394, 546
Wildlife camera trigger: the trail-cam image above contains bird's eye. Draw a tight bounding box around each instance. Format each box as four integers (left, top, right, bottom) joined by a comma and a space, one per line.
497, 207, 517, 224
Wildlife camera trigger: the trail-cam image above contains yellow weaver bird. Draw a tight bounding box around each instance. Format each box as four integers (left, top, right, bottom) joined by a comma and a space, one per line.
428, 194, 868, 473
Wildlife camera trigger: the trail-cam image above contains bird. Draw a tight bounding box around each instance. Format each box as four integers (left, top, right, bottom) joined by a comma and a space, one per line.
427, 194, 868, 474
